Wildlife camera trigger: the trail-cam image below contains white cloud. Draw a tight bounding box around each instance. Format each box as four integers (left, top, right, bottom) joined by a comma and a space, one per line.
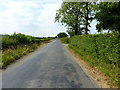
25, 2, 67, 37
0, 0, 62, 3
89, 20, 97, 34
0, 0, 97, 37
0, 1, 39, 33
0, 0, 66, 37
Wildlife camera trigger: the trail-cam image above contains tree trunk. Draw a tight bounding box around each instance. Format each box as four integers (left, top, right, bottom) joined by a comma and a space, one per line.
85, 2, 89, 34
75, 9, 79, 35
74, 17, 78, 35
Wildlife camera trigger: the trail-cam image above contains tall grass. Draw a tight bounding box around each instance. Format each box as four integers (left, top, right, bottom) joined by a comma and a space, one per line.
60, 37, 70, 44
0, 33, 53, 69
1, 44, 38, 68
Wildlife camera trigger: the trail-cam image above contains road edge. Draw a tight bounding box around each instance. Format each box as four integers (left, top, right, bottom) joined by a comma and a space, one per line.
2, 40, 54, 70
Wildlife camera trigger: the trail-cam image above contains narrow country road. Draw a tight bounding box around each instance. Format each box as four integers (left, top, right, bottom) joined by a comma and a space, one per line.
2, 40, 99, 88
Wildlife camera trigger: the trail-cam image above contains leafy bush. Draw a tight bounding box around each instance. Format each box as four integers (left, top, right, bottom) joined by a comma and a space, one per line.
1, 33, 53, 50
2, 35, 18, 49
60, 37, 70, 44
69, 32, 120, 86
1, 33, 53, 68
11, 33, 35, 44
2, 33, 36, 49
57, 32, 68, 38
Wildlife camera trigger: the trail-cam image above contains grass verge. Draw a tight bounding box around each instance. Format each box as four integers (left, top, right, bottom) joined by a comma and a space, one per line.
68, 45, 119, 88
60, 37, 70, 44
0, 40, 51, 69
59, 36, 119, 88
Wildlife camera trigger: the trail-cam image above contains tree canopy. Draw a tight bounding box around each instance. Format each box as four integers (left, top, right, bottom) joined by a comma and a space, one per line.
55, 2, 94, 36
57, 32, 68, 38
55, 1, 120, 35
95, 2, 120, 32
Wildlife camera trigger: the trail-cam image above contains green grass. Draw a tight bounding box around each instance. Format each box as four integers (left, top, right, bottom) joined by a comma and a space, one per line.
1, 40, 51, 69
69, 44, 119, 87
60, 37, 70, 44
0, 33, 53, 69
68, 32, 120, 87
1, 44, 37, 68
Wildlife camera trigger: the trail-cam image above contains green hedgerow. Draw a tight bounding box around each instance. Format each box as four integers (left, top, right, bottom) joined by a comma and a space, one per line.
69, 32, 120, 87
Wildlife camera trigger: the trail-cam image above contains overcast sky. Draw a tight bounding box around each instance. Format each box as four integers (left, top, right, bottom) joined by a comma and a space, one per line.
0, 0, 97, 37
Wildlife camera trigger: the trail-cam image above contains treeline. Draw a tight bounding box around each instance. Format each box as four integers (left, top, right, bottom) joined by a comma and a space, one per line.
1, 33, 54, 50
55, 1, 120, 36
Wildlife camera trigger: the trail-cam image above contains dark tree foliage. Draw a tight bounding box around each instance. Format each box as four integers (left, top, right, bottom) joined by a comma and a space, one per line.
55, 2, 82, 35
55, 2, 94, 35
57, 32, 68, 38
95, 2, 120, 32
67, 28, 75, 37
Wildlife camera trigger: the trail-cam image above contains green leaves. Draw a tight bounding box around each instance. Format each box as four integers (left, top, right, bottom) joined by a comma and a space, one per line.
56, 1, 120, 34
2, 33, 53, 50
57, 32, 68, 38
55, 2, 94, 35
2, 33, 35, 49
69, 32, 120, 86
60, 37, 70, 44
1, 33, 53, 69
95, 2, 120, 32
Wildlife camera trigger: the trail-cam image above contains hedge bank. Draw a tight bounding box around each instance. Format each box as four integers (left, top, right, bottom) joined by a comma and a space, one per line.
68, 32, 119, 87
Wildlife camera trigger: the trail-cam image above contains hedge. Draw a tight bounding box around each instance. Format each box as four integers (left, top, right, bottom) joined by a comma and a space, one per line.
69, 32, 120, 86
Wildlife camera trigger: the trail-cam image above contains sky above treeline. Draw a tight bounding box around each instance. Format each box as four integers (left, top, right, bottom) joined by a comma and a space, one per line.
0, 0, 97, 37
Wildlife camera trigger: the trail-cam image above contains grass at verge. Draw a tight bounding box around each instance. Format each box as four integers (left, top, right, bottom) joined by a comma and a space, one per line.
68, 45, 119, 88
60, 37, 69, 44
0, 41, 51, 69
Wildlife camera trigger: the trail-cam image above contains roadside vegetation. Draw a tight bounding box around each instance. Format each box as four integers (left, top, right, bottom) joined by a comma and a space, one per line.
57, 32, 68, 38
60, 37, 69, 44
60, 32, 119, 87
55, 1, 120, 87
57, 32, 69, 44
0, 33, 54, 69
69, 32, 119, 87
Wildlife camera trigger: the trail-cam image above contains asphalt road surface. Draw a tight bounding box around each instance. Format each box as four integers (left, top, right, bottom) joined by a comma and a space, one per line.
2, 40, 99, 88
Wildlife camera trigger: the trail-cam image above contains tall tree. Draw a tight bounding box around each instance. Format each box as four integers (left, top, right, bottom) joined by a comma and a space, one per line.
80, 1, 95, 34
95, 2, 120, 32
83, 2, 93, 34
66, 27, 75, 37
55, 2, 94, 35
55, 2, 83, 35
